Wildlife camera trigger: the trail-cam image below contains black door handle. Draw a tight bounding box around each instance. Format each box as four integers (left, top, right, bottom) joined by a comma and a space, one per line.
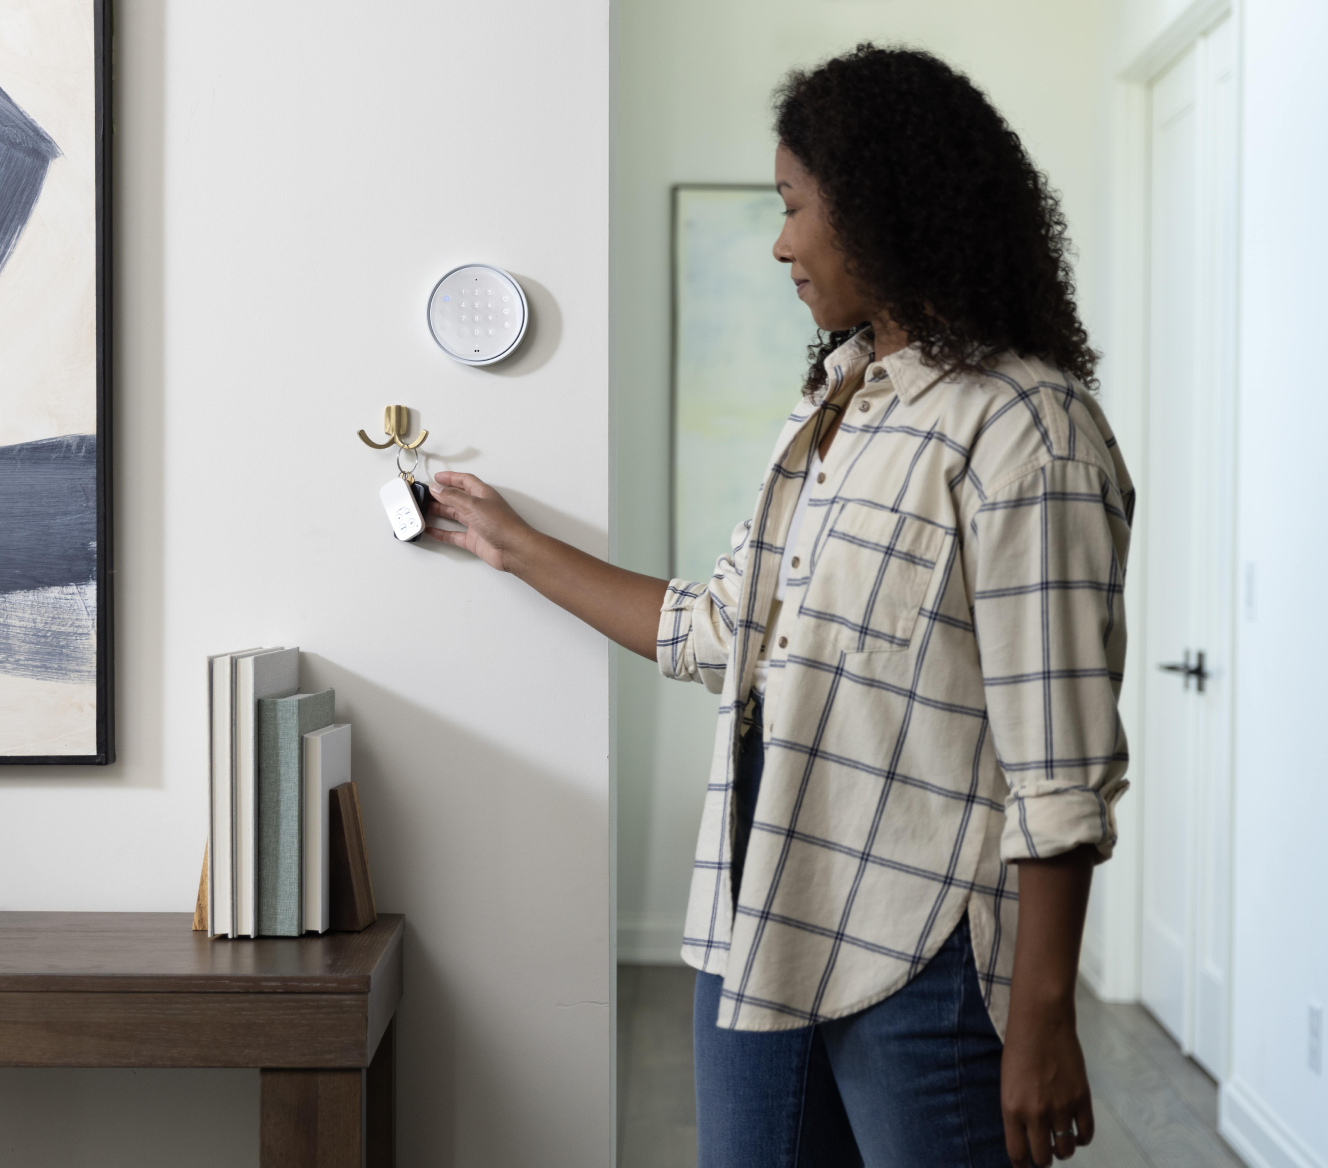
1158, 650, 1208, 693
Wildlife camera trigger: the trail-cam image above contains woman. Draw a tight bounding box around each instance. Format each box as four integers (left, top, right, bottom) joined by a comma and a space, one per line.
428, 45, 1132, 1168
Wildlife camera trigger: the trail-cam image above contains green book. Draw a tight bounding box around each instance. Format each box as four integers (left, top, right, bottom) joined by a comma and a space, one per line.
257, 688, 334, 936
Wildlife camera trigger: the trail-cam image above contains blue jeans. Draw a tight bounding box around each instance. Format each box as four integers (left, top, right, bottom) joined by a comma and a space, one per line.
695, 699, 1008, 1167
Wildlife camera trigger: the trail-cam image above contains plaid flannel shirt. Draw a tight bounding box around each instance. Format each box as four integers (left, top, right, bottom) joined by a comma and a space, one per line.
657, 332, 1133, 1035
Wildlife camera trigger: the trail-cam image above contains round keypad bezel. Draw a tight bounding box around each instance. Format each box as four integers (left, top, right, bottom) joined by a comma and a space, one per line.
427, 263, 529, 366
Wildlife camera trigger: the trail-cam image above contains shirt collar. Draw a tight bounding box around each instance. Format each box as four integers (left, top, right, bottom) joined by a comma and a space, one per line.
819, 329, 953, 406
813, 330, 875, 405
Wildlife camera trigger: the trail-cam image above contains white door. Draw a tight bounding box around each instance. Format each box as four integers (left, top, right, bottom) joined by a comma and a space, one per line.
1140, 39, 1199, 1048
1139, 16, 1239, 1079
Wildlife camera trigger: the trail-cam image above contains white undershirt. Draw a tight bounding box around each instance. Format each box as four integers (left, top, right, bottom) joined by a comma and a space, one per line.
752, 450, 822, 697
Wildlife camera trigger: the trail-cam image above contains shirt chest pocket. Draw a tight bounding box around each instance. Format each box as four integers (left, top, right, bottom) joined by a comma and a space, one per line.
797, 501, 946, 653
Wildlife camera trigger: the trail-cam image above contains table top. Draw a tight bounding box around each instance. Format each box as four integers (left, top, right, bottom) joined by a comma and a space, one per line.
0, 912, 404, 994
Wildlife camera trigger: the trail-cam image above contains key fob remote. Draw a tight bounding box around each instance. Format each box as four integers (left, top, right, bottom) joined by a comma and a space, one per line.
380, 477, 427, 543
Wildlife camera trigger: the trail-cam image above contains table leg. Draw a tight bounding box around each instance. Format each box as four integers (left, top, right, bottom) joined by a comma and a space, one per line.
260, 1017, 396, 1168
261, 1067, 363, 1168
367, 1017, 396, 1167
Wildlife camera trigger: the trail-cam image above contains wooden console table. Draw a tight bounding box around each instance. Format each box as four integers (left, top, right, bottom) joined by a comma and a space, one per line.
0, 911, 403, 1167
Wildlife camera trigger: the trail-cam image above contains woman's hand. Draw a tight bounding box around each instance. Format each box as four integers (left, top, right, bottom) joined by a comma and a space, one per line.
426, 471, 536, 572
1001, 999, 1094, 1165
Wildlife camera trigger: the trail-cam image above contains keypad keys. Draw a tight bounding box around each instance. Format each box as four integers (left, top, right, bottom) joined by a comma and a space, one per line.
428, 264, 528, 365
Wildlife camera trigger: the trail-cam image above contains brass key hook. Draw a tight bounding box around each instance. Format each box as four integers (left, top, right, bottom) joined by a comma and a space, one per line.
358, 405, 428, 450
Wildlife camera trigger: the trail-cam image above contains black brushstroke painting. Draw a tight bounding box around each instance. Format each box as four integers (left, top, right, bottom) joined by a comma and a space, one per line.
0, 436, 97, 594
0, 0, 113, 764
0, 84, 60, 276
0, 439, 99, 686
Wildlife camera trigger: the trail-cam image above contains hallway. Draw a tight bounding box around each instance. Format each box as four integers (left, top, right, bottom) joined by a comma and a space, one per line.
617, 965, 1248, 1168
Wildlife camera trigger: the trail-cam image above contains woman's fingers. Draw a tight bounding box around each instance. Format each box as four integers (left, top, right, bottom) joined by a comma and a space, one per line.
433, 470, 489, 497
1028, 1119, 1055, 1166
429, 485, 477, 521
1074, 1099, 1095, 1146
424, 525, 467, 547
1004, 1113, 1031, 1168
1050, 1110, 1078, 1160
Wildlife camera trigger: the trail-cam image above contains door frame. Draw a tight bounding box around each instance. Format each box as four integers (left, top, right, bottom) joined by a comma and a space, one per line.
1086, 0, 1242, 1079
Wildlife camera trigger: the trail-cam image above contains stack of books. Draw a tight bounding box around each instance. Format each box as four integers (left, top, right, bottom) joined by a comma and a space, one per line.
205, 647, 371, 938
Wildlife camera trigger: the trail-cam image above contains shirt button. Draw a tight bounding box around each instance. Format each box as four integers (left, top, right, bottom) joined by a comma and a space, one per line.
791, 556, 800, 568
816, 472, 826, 484
858, 400, 870, 412
778, 636, 788, 648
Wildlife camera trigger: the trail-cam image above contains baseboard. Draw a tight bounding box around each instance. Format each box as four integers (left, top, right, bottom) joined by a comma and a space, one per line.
617, 912, 686, 965
1078, 962, 1107, 1000
1221, 1078, 1326, 1168
1077, 949, 1139, 1004
1080, 921, 1105, 987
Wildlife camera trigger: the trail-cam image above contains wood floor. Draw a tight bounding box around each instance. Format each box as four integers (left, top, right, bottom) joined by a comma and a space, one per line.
617, 965, 1247, 1168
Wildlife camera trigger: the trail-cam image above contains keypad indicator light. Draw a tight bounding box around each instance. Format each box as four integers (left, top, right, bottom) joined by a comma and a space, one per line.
427, 263, 529, 367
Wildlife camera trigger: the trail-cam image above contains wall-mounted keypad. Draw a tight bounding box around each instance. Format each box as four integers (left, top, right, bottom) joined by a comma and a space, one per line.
427, 264, 529, 366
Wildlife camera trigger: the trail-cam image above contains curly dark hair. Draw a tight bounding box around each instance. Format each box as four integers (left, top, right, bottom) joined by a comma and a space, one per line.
774, 44, 1098, 395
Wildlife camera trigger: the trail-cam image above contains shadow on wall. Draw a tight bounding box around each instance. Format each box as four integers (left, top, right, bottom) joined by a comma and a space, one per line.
301, 654, 610, 1167
486, 273, 562, 378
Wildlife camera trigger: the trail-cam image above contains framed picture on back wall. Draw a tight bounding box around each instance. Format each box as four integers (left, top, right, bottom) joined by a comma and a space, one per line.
0, 0, 113, 764
671, 184, 815, 582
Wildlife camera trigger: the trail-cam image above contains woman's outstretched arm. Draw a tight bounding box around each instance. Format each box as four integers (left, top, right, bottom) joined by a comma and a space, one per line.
426, 471, 668, 660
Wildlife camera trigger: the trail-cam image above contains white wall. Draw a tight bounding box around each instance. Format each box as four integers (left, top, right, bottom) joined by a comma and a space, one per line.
0, 2, 613, 1165
614, 0, 1119, 964
1220, 3, 1328, 1165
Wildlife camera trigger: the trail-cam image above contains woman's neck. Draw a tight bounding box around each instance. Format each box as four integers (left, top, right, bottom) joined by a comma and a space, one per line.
869, 313, 910, 362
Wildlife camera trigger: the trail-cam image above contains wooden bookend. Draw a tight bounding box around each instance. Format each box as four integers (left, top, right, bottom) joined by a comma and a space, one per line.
192, 841, 209, 931
329, 782, 377, 932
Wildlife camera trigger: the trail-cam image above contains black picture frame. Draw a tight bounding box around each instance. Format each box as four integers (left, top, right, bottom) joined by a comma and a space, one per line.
0, 0, 114, 766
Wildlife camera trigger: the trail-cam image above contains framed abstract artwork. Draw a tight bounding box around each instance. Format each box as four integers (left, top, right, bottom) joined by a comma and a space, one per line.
0, 0, 113, 764
671, 184, 814, 583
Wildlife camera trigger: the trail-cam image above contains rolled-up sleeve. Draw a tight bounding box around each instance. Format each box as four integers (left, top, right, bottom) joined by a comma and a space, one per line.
656, 518, 751, 695
969, 459, 1132, 863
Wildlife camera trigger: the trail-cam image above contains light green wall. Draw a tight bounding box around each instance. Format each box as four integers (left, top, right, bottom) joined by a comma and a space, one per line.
614, 0, 1116, 961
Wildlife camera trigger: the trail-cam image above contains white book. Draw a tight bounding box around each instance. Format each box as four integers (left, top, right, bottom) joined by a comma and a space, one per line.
207, 648, 262, 938
234, 647, 299, 937
303, 723, 351, 935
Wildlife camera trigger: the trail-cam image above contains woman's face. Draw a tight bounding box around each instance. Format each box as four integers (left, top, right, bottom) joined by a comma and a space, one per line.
774, 143, 876, 332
